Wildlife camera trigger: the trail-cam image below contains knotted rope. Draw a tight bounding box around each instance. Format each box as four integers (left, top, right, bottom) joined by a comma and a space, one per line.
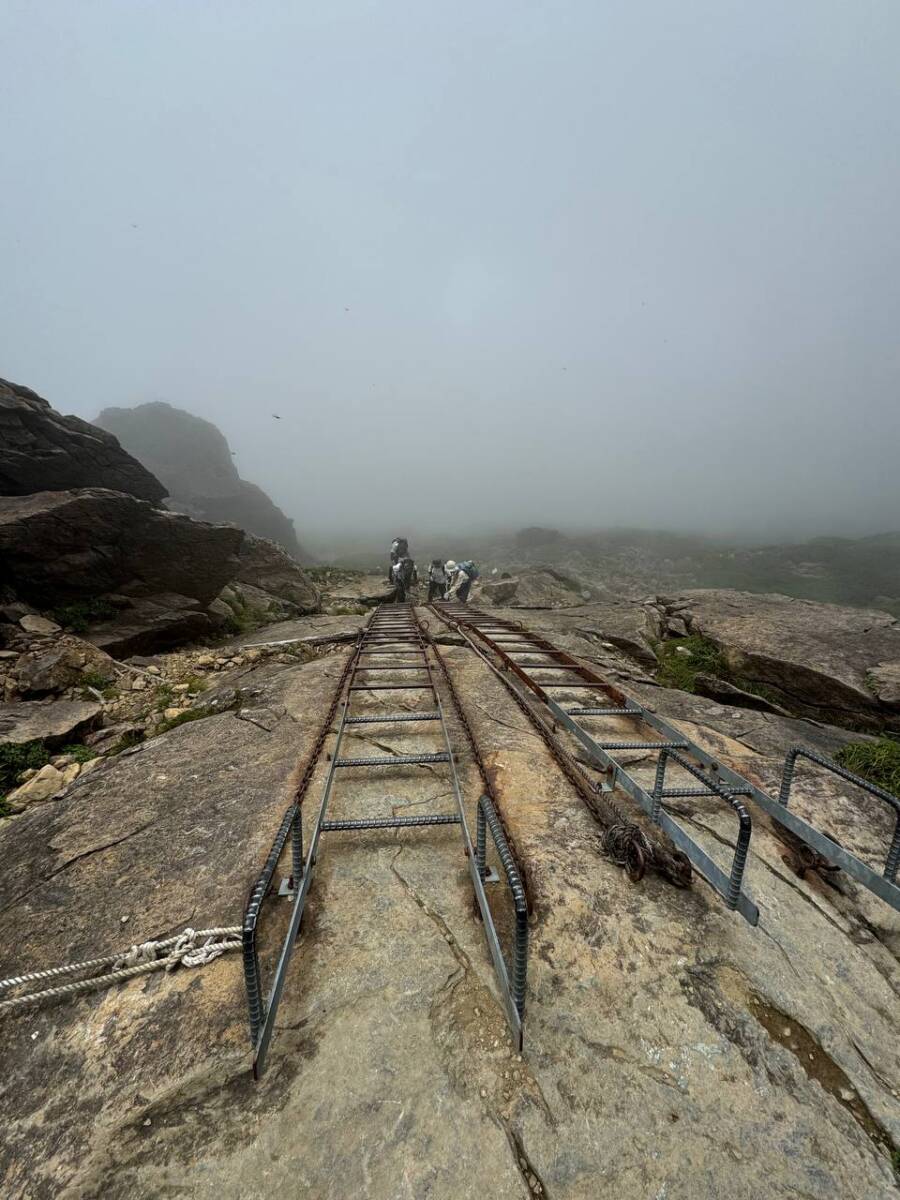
0, 925, 241, 1014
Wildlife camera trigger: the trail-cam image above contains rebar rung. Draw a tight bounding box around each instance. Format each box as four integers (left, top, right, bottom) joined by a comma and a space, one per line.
322, 814, 460, 831
334, 752, 451, 767
345, 712, 440, 724
567, 707, 642, 716
597, 740, 689, 750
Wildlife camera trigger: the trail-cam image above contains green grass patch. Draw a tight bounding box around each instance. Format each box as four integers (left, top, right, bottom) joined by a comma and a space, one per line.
0, 740, 51, 792
51, 598, 117, 633
60, 743, 97, 764
656, 636, 726, 693
836, 738, 900, 796
157, 706, 218, 734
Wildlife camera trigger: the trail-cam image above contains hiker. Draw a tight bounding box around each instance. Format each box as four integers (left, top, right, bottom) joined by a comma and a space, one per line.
427, 558, 448, 601
450, 560, 479, 603
443, 559, 459, 598
388, 536, 408, 581
391, 555, 418, 602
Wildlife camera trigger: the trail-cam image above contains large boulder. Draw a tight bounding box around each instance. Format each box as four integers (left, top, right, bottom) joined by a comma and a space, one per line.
0, 489, 242, 607
83, 594, 217, 657
481, 568, 603, 609
95, 401, 310, 560
651, 589, 900, 731
0, 378, 165, 503
235, 533, 321, 614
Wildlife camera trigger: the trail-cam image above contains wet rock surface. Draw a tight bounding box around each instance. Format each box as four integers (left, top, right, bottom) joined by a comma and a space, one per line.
0, 605, 897, 1198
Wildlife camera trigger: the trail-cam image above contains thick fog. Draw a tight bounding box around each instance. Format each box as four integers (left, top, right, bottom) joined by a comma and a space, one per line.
3, 2, 900, 544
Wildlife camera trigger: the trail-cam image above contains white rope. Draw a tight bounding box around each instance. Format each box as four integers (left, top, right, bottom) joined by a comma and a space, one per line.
0, 925, 242, 1014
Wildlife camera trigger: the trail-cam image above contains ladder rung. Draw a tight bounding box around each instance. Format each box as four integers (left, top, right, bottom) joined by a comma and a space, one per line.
567, 707, 642, 716
596, 740, 689, 751
322, 814, 460, 831
346, 712, 440, 724
350, 683, 434, 691
334, 753, 451, 767
355, 664, 428, 671
659, 786, 753, 798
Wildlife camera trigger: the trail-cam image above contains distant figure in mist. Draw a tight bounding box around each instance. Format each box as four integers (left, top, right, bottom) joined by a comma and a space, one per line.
388, 536, 408, 581
391, 556, 418, 602
427, 559, 448, 601
450, 560, 479, 603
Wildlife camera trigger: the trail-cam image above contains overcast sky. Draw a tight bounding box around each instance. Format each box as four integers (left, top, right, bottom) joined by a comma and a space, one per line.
3, 1, 900, 544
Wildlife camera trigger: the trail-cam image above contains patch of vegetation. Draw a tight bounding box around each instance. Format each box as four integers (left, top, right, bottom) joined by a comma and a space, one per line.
153, 684, 175, 711
328, 604, 365, 616
79, 669, 118, 700
836, 738, 900, 796
656, 635, 785, 705
656, 636, 726, 692
51, 598, 117, 633
60, 743, 97, 764
0, 740, 51, 793
157, 705, 218, 734
183, 674, 207, 693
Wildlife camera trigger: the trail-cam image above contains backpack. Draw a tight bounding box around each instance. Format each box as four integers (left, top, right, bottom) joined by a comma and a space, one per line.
460, 561, 479, 580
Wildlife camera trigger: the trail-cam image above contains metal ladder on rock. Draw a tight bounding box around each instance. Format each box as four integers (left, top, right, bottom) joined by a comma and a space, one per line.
243, 604, 528, 1077
437, 603, 900, 926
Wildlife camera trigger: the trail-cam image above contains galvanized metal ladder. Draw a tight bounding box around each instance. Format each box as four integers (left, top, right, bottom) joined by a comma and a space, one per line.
437, 603, 900, 924
243, 604, 527, 1077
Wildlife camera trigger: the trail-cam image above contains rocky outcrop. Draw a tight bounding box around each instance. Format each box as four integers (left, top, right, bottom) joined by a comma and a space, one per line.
0, 489, 242, 606
480, 568, 603, 609
650, 589, 900, 731
234, 534, 320, 614
0, 698, 102, 747
95, 401, 308, 559
0, 378, 166, 503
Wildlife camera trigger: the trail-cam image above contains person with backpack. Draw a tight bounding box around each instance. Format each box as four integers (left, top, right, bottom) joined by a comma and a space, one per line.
391, 555, 418, 602
451, 560, 479, 603
427, 559, 448, 601
389, 537, 408, 581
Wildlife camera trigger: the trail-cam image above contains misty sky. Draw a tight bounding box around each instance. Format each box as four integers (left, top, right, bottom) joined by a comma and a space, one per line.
3, 2, 900, 543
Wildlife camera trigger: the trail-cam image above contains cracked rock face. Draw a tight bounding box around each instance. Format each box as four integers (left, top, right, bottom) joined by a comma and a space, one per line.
651, 589, 900, 731
0, 489, 242, 608
0, 614, 898, 1199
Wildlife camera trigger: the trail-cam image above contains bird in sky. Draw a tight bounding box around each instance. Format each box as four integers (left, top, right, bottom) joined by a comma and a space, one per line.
272, 414, 281, 419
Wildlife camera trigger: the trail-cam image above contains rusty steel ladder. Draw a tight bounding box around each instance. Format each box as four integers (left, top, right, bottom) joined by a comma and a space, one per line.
242, 604, 528, 1077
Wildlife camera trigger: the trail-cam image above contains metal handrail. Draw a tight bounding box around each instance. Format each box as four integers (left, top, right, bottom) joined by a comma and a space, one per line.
780, 746, 900, 883
651, 749, 753, 910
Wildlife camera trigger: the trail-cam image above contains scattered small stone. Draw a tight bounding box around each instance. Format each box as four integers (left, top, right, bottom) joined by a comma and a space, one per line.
479, 1088, 487, 1099
163, 707, 187, 721
474, 1007, 481, 1016
674, 646, 691, 657
172, 683, 190, 693
131, 678, 146, 691
120, 915, 130, 924
196, 655, 215, 667
146, 665, 161, 676
143, 1118, 151, 1127
782, 1026, 791, 1037
5, 764, 64, 809
839, 1088, 855, 1102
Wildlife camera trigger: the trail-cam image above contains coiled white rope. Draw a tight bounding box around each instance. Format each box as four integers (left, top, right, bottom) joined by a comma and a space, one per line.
0, 926, 242, 1014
